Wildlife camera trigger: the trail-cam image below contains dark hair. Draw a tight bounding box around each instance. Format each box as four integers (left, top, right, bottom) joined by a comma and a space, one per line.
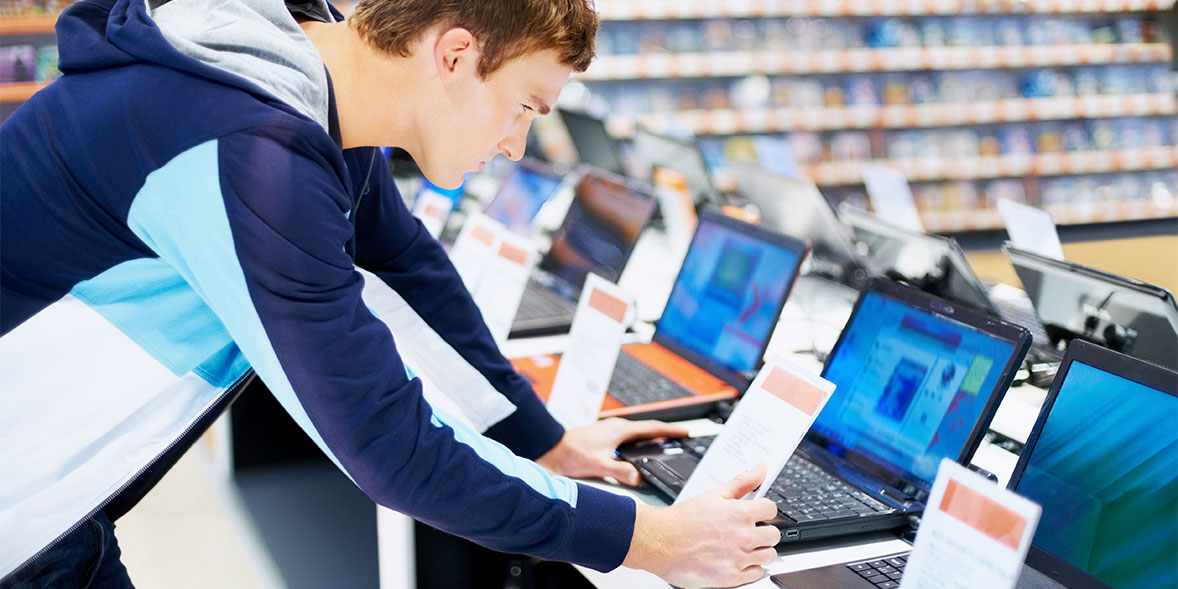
350, 0, 598, 78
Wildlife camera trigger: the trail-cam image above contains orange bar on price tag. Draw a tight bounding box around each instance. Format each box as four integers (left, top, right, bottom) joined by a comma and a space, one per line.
761, 366, 825, 416
588, 287, 627, 324
938, 479, 1028, 551
498, 242, 529, 266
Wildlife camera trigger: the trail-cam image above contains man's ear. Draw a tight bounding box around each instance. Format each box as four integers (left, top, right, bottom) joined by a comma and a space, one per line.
434, 26, 479, 82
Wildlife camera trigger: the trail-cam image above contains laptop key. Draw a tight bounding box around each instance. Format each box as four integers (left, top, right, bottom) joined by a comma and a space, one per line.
849, 563, 872, 572
864, 574, 888, 584
885, 557, 906, 567
877, 581, 899, 589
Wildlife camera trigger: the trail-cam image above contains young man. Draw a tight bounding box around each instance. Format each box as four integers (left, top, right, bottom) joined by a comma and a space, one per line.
0, 0, 781, 587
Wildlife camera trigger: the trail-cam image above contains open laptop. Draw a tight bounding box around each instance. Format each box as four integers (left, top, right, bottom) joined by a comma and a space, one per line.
509, 167, 656, 338
769, 339, 1177, 589
1004, 244, 1178, 371
557, 108, 628, 177
481, 157, 568, 236
621, 277, 1031, 542
513, 208, 810, 420
841, 205, 1059, 370
630, 127, 720, 208
731, 163, 870, 290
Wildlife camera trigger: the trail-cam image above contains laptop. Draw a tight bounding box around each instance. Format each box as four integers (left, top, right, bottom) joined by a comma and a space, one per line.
513, 208, 810, 420
769, 339, 1177, 589
482, 157, 567, 235
630, 127, 720, 208
841, 205, 1059, 369
509, 167, 657, 338
731, 163, 870, 289
1004, 244, 1178, 372
620, 277, 1031, 542
557, 108, 628, 177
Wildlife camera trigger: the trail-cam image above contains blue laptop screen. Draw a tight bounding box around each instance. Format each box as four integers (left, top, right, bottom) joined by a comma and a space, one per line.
539, 173, 654, 294
815, 291, 1015, 485
483, 165, 562, 234
1013, 361, 1177, 589
657, 218, 802, 377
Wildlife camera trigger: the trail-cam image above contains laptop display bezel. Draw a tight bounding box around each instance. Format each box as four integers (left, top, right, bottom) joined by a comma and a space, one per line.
807, 277, 1032, 501
1003, 243, 1178, 370
651, 208, 812, 390
1006, 338, 1178, 589
840, 205, 998, 316
483, 157, 568, 233
557, 108, 628, 176
536, 165, 657, 297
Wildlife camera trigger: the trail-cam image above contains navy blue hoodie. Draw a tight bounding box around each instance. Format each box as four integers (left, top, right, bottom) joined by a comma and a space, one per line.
0, 0, 634, 576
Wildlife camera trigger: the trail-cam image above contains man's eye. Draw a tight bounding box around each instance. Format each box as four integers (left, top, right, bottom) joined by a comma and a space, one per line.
522, 104, 534, 113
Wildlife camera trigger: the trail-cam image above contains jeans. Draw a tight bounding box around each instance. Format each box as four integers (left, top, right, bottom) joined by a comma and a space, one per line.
1, 511, 134, 589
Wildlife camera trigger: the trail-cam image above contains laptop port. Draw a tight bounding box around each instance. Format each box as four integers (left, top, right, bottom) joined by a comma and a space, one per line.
784, 529, 799, 539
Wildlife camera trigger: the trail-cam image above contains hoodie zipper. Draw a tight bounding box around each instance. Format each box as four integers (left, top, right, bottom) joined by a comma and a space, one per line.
1, 369, 255, 583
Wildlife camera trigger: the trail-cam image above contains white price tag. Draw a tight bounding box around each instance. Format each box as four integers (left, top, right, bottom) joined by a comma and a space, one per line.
545, 274, 632, 429
411, 188, 454, 239
676, 356, 835, 503
900, 460, 1042, 589
863, 164, 925, 231
471, 230, 537, 344
449, 213, 503, 292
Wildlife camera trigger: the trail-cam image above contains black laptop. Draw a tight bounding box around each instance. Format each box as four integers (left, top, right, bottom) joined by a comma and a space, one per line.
1004, 244, 1178, 371
841, 206, 1061, 370
769, 339, 1177, 589
557, 108, 628, 177
621, 277, 1031, 543
630, 127, 720, 208
509, 167, 656, 338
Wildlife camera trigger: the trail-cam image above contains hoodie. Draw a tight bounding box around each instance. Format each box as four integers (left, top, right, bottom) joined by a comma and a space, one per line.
0, 0, 635, 577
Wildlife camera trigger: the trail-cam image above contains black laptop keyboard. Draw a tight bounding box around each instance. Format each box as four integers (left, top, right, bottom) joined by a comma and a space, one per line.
515, 283, 573, 321
847, 553, 909, 588
765, 458, 894, 523
608, 354, 693, 406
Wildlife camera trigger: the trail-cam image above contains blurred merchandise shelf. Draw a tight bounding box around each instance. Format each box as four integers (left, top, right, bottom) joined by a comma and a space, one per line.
0, 81, 49, 103
807, 145, 1178, 184
607, 93, 1177, 135
0, 14, 57, 35
923, 197, 1178, 232
595, 0, 1177, 20
579, 44, 1173, 81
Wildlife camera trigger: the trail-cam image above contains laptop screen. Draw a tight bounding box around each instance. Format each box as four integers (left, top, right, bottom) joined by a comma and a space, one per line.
1006, 246, 1178, 371
538, 170, 655, 296
558, 109, 627, 176
483, 161, 563, 235
1012, 358, 1177, 589
842, 206, 996, 315
815, 289, 1017, 488
656, 211, 805, 382
631, 128, 716, 207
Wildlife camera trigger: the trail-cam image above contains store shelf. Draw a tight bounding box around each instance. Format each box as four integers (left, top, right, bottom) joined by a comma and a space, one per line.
595, 0, 1176, 20
924, 198, 1178, 232
0, 81, 50, 103
0, 14, 57, 35
579, 43, 1174, 80
808, 145, 1178, 185
608, 93, 1177, 136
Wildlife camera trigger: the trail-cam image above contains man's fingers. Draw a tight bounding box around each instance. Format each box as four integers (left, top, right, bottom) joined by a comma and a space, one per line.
617, 418, 690, 444
735, 564, 768, 586
746, 497, 780, 523
750, 523, 782, 549
600, 458, 642, 486
720, 463, 766, 500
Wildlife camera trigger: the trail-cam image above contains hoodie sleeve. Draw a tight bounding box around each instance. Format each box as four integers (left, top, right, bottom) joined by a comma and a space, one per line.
123, 125, 635, 571
344, 148, 565, 460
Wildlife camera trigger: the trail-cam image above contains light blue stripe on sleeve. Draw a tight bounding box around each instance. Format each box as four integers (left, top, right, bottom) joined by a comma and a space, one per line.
126, 139, 346, 474
429, 404, 578, 507
70, 257, 250, 388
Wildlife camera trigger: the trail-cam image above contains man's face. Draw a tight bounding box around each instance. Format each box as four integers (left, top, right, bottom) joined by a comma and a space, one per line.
419, 47, 572, 190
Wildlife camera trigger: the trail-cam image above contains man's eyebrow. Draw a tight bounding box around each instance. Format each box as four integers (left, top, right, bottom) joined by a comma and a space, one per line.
529, 95, 551, 115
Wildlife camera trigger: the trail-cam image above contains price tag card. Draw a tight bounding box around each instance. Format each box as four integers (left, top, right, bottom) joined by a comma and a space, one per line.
862, 164, 924, 232
545, 274, 632, 429
412, 188, 455, 239
900, 460, 1041, 589
472, 230, 537, 344
675, 355, 836, 503
449, 213, 504, 292
997, 198, 1065, 260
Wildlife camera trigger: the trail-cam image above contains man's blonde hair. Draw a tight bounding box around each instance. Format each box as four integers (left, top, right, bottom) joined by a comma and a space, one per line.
350, 0, 598, 78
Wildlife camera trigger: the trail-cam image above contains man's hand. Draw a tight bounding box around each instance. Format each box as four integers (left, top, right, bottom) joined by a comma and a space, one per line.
623, 465, 781, 588
535, 418, 689, 486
